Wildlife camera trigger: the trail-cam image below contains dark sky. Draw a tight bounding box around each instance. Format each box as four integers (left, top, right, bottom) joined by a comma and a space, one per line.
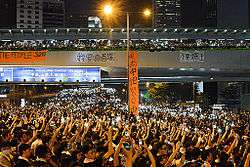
66, 0, 151, 12
66, 0, 152, 27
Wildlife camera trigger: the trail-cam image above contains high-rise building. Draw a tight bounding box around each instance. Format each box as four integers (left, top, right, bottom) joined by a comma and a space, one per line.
65, 13, 88, 28
43, 0, 65, 28
0, 0, 16, 28
180, 0, 217, 28
0, 0, 65, 29
203, 82, 218, 106
249, 0, 250, 27
180, 0, 205, 27
217, 0, 249, 28
16, 0, 43, 29
204, 0, 217, 27
154, 0, 250, 28
153, 0, 181, 28
64, 0, 88, 28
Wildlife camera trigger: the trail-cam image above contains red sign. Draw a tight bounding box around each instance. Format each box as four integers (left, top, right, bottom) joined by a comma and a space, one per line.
129, 51, 139, 115
0, 50, 47, 63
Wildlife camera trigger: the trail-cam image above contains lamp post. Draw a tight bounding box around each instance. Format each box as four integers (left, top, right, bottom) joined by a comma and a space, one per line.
103, 5, 151, 113
126, 12, 130, 110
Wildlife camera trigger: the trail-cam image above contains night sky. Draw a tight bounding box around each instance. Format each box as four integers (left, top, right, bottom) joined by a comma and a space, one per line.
66, 0, 151, 12
66, 0, 152, 27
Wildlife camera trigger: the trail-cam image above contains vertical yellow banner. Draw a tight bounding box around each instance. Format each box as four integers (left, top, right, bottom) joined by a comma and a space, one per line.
129, 51, 139, 115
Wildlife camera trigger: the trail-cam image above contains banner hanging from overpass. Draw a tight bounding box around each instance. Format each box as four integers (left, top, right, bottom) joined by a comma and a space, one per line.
129, 51, 139, 115
0, 50, 250, 72
0, 50, 47, 63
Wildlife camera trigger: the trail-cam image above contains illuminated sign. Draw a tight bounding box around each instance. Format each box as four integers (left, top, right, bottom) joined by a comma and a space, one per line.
0, 50, 47, 63
0, 67, 100, 82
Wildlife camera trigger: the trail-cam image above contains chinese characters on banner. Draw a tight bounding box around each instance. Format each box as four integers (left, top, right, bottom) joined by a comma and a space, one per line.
179, 51, 205, 63
0, 50, 48, 63
129, 51, 139, 115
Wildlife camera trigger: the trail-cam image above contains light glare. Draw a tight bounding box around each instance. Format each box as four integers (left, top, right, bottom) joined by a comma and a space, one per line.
144, 9, 151, 17
104, 5, 113, 15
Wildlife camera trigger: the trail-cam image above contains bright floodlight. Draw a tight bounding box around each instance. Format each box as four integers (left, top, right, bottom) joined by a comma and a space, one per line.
144, 9, 151, 17
104, 4, 113, 15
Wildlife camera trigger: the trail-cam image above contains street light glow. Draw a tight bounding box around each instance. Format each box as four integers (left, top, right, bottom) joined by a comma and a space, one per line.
103, 4, 113, 15
143, 9, 151, 17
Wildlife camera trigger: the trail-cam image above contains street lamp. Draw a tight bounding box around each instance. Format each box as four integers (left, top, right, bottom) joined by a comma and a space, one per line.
103, 6, 151, 114
103, 4, 113, 16
143, 9, 151, 17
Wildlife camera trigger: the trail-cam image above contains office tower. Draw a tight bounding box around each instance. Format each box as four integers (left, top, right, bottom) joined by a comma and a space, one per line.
153, 0, 181, 27
16, 0, 43, 29
0, 0, 16, 28
43, 0, 65, 28
217, 0, 248, 28
181, 0, 217, 28
64, 0, 88, 28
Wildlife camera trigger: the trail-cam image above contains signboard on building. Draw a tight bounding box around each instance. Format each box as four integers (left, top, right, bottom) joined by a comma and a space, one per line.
0, 67, 100, 82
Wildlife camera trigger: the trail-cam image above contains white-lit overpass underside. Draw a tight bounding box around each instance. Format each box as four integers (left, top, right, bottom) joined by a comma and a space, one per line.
0, 28, 250, 41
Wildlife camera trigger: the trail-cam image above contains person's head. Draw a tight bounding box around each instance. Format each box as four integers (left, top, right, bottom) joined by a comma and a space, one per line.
76, 152, 83, 161
85, 148, 98, 160
18, 144, 32, 158
0, 141, 11, 152
71, 150, 83, 161
35, 144, 48, 159
1, 129, 12, 141
61, 153, 73, 167
219, 151, 229, 162
157, 143, 168, 156
52, 143, 64, 158
0, 141, 16, 155
20, 131, 29, 143
201, 150, 213, 162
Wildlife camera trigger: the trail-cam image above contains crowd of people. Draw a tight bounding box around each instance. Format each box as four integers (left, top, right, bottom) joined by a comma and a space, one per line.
0, 87, 249, 167
0, 39, 250, 51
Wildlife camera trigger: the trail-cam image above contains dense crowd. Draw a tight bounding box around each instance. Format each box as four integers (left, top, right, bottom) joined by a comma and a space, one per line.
0, 39, 250, 51
0, 87, 249, 167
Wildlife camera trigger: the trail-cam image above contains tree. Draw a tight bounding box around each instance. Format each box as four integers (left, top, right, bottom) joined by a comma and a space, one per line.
146, 83, 193, 104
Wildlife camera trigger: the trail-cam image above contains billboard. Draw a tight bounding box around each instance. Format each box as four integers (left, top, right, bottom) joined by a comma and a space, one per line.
0, 67, 100, 82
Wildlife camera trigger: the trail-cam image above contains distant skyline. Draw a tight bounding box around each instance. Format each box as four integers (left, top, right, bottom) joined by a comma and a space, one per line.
0, 0, 248, 29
